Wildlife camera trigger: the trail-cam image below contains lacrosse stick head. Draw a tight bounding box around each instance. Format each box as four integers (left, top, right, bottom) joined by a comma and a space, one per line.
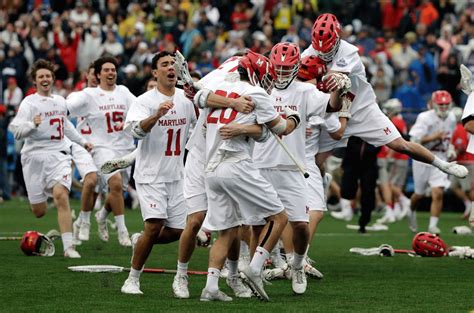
430, 90, 452, 119
173, 50, 194, 87
298, 55, 327, 82
311, 13, 342, 63
412, 232, 448, 257
451, 106, 463, 123
270, 42, 300, 90
196, 229, 212, 247
239, 50, 276, 95
382, 98, 402, 116
20, 231, 55, 257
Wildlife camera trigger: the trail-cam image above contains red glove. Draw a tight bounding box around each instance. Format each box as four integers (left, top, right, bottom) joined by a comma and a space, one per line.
183, 83, 197, 101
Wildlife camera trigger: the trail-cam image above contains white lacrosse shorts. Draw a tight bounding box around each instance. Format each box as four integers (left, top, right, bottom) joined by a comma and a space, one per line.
71, 142, 97, 180
203, 160, 285, 231
412, 160, 450, 195
136, 180, 187, 229
305, 161, 327, 212
22, 152, 72, 204
259, 169, 309, 222
184, 149, 207, 215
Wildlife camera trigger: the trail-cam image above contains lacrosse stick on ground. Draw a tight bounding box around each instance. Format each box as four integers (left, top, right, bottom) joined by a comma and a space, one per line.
68, 265, 208, 275
0, 229, 60, 241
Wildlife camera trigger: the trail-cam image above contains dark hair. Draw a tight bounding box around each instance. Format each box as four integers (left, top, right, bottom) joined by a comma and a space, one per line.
93, 56, 118, 80
151, 51, 175, 70
190, 71, 202, 80
30, 59, 56, 81
87, 62, 95, 71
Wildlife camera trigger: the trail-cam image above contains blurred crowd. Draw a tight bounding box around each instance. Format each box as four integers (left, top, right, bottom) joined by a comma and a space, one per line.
1, 0, 474, 208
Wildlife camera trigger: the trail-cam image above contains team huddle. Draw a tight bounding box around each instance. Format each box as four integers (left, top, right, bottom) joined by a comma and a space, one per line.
10, 14, 470, 302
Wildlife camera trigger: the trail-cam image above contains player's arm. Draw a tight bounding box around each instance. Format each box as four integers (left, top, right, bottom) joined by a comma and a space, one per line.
66, 91, 89, 118
8, 101, 38, 140
137, 100, 173, 134
219, 123, 269, 142
419, 131, 445, 144
328, 117, 347, 140
265, 111, 300, 136
64, 119, 92, 151
463, 118, 474, 135
191, 87, 254, 113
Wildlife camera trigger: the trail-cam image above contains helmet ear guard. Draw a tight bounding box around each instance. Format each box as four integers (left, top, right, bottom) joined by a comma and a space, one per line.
20, 231, 55, 257
412, 232, 448, 257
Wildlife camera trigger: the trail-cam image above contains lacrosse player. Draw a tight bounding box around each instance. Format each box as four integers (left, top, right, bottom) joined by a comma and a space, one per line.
248, 43, 347, 295
8, 59, 93, 258
69, 63, 99, 244
119, 51, 198, 294
303, 14, 467, 220
196, 50, 307, 302
66, 56, 136, 247
408, 90, 457, 234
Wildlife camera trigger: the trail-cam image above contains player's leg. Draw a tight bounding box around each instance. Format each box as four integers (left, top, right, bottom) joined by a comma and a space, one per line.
359, 157, 378, 232
52, 183, 80, 258
122, 219, 164, 295
225, 229, 252, 298
74, 171, 97, 242
376, 158, 395, 224
31, 202, 48, 218
332, 154, 359, 221
106, 172, 131, 246
428, 187, 443, 234
238, 225, 252, 271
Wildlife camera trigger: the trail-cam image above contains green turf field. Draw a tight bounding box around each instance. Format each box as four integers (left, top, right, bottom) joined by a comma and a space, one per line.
1, 198, 473, 312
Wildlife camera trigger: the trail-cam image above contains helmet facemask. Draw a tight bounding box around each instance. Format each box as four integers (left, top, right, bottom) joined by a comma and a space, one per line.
317, 37, 340, 63
433, 102, 451, 119
274, 63, 300, 90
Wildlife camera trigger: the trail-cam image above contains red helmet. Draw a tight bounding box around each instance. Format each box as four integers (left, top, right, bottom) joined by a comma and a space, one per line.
239, 50, 276, 94
412, 232, 448, 257
270, 42, 300, 89
311, 13, 342, 62
431, 90, 452, 119
20, 231, 55, 257
298, 55, 327, 81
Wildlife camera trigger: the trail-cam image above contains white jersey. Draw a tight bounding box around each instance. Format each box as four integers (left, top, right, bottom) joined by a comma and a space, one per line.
125, 88, 197, 183
302, 40, 376, 115
462, 92, 474, 153
198, 57, 240, 87
66, 85, 136, 151
253, 81, 329, 169
409, 110, 456, 159
185, 111, 206, 157
205, 80, 278, 170
67, 90, 92, 139
305, 113, 340, 159
9, 93, 86, 157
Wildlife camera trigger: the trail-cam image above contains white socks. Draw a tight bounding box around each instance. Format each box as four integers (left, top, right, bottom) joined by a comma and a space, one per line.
129, 267, 143, 280
115, 214, 127, 233
79, 211, 91, 224
205, 268, 220, 293
429, 216, 439, 229
98, 207, 109, 221
177, 261, 188, 276
340, 198, 352, 214
249, 246, 270, 275
62, 232, 73, 251
292, 253, 305, 270
227, 259, 238, 277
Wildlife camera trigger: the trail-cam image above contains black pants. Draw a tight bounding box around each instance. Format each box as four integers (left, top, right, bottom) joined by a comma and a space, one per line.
340, 137, 380, 229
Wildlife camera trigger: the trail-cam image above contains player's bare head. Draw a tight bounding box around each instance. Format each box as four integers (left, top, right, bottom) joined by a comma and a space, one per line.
151, 51, 176, 88
190, 71, 202, 83
238, 50, 276, 95
270, 42, 300, 89
311, 13, 342, 62
86, 62, 98, 87
145, 77, 158, 91
30, 59, 55, 94
93, 56, 118, 86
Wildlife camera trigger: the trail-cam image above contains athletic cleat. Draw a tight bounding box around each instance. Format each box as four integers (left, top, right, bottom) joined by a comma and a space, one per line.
95, 211, 109, 242
291, 267, 307, 295
439, 162, 468, 178
428, 226, 441, 235
270, 249, 287, 270
303, 257, 323, 279
101, 159, 133, 174
376, 212, 396, 224
118, 230, 132, 247
220, 265, 229, 279
226, 275, 252, 298
72, 220, 82, 246
241, 266, 269, 302
330, 210, 353, 221
121, 277, 143, 295
64, 247, 81, 258
200, 288, 232, 302
172, 273, 190, 299
408, 211, 418, 233
263, 267, 286, 280
78, 221, 90, 241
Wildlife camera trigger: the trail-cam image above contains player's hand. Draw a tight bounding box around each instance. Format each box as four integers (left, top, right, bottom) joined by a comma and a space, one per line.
156, 100, 174, 118
231, 96, 254, 114
183, 83, 197, 101
84, 142, 94, 152
33, 114, 42, 127
219, 122, 246, 139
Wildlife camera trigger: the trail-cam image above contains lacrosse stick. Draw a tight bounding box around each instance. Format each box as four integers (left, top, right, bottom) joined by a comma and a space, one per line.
349, 244, 394, 257
0, 229, 61, 241
394, 249, 416, 255
346, 224, 388, 231
68, 265, 208, 275
460, 64, 473, 95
